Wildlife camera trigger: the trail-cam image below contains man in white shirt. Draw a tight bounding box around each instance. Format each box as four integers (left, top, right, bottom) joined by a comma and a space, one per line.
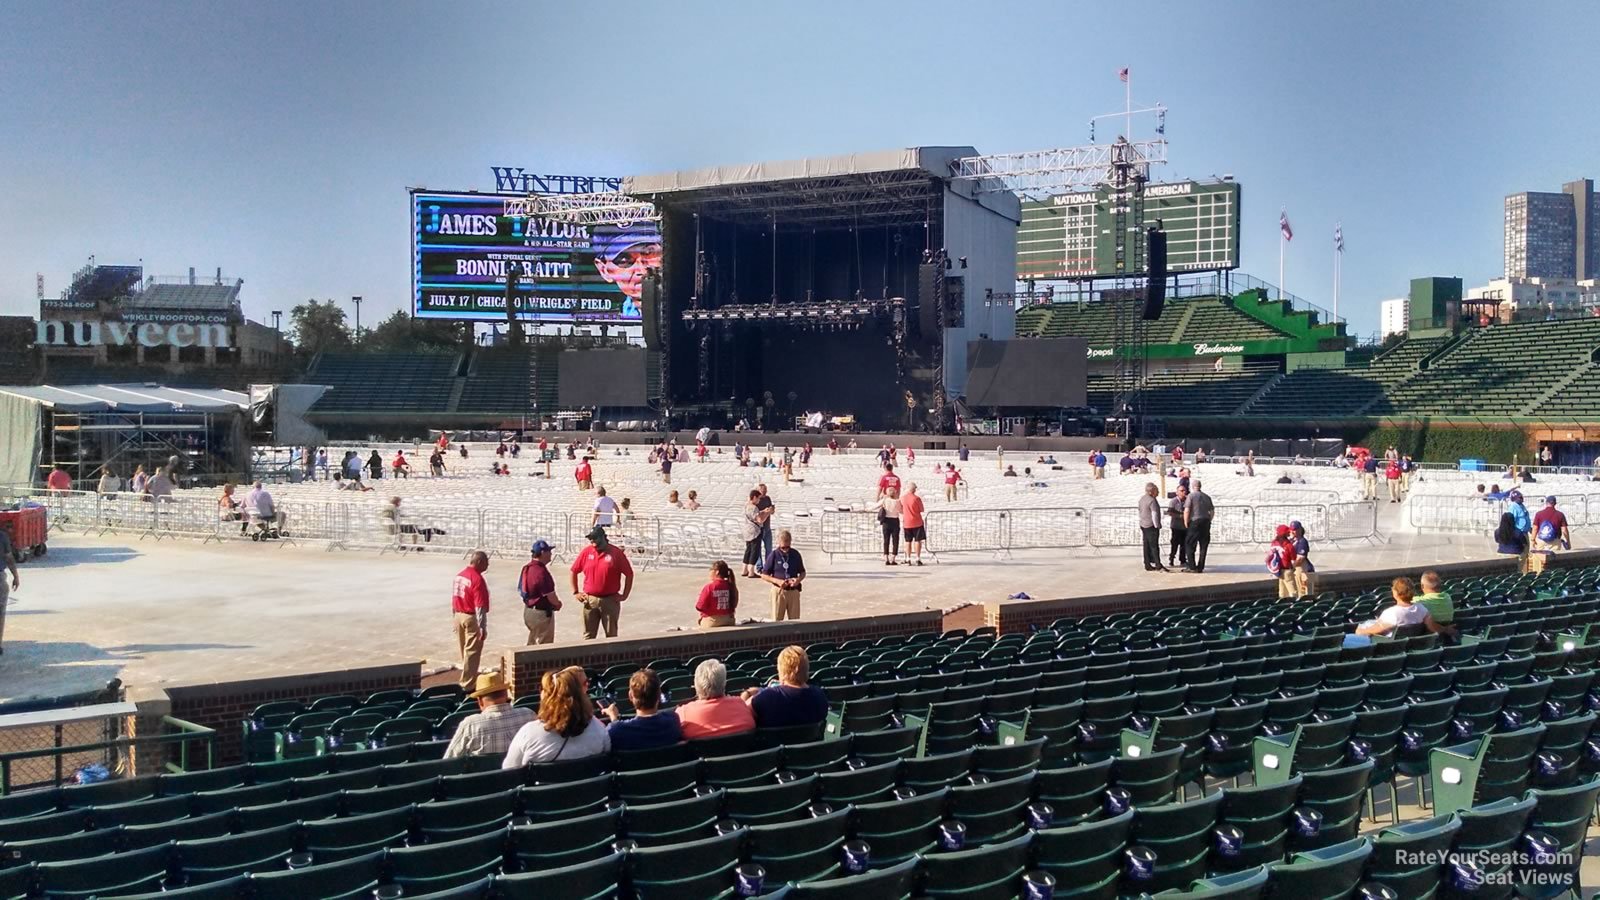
245, 481, 286, 532
592, 485, 620, 528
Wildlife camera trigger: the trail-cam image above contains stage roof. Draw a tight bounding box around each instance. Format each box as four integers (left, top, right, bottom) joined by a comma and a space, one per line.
0, 384, 249, 413
625, 147, 987, 229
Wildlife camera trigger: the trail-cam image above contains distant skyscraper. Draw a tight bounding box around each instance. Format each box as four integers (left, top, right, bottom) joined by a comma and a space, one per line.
1379, 298, 1410, 339
1504, 178, 1596, 279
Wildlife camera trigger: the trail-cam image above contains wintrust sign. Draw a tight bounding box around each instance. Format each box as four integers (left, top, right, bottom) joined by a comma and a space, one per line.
35, 320, 232, 349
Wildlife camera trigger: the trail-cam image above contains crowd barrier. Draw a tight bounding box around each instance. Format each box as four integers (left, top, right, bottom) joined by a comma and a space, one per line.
816, 500, 1380, 559
5, 487, 1383, 565
1407, 493, 1600, 534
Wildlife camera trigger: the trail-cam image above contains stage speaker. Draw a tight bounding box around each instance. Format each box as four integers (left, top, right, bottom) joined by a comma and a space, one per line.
640, 270, 661, 349
1143, 228, 1167, 320
917, 263, 941, 334
945, 276, 965, 328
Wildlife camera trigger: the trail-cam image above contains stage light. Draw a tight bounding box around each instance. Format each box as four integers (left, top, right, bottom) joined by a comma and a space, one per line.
943, 258, 953, 270
959, 257, 968, 269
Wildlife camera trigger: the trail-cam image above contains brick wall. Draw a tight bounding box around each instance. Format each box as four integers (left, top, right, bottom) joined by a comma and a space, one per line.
499, 610, 943, 698
983, 549, 1600, 635
159, 661, 422, 766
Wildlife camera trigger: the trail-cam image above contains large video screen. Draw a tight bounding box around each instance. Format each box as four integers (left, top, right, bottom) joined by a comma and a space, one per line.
412, 191, 661, 324
964, 338, 1088, 408
557, 348, 649, 407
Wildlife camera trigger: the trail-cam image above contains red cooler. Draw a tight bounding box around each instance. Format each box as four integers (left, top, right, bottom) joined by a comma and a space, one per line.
0, 506, 47, 561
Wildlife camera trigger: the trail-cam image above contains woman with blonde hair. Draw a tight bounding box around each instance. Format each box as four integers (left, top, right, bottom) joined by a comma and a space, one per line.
501, 668, 610, 767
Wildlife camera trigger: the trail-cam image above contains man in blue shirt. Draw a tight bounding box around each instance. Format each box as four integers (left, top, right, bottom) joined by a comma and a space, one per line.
744, 646, 828, 729
603, 669, 682, 752
761, 530, 806, 621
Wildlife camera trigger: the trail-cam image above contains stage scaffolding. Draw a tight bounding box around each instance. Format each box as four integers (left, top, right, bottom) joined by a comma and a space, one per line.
42, 409, 246, 487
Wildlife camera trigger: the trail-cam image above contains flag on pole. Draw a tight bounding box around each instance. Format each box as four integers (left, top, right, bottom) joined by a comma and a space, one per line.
1117, 67, 1129, 83
1279, 210, 1294, 242
1334, 224, 1344, 253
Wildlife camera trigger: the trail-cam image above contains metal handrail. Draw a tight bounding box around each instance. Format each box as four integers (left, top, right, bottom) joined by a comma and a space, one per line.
0, 716, 216, 794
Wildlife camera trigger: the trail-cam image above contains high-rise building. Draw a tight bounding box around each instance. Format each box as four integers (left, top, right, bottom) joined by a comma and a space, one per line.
1504, 178, 1597, 279
1379, 298, 1410, 338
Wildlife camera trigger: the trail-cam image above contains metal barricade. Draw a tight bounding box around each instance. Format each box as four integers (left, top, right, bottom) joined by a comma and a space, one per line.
1087, 507, 1141, 548
1004, 508, 1090, 550
1325, 501, 1379, 543
922, 509, 1010, 553
1408, 495, 1504, 533
1247, 503, 1328, 543
819, 509, 892, 559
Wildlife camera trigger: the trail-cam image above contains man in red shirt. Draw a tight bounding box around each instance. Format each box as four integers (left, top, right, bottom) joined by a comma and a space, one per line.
574, 459, 593, 490
451, 551, 491, 689
570, 526, 634, 639
900, 483, 928, 566
1532, 496, 1571, 552
877, 463, 901, 498
942, 464, 963, 502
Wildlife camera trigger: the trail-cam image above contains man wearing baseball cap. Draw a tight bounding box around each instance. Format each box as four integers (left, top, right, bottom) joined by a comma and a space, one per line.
519, 539, 561, 645
570, 526, 634, 639
592, 223, 662, 316
1532, 496, 1571, 554
444, 672, 534, 759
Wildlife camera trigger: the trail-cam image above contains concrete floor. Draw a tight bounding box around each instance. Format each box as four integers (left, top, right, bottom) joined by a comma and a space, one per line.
1, 496, 1590, 702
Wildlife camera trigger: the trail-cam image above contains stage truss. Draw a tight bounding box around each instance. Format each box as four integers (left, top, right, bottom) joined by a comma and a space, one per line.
949, 137, 1167, 199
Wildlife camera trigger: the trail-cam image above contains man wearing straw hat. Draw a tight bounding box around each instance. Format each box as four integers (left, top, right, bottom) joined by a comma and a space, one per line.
444, 672, 534, 759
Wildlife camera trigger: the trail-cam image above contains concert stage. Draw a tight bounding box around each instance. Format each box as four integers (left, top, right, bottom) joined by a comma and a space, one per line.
625, 148, 1021, 431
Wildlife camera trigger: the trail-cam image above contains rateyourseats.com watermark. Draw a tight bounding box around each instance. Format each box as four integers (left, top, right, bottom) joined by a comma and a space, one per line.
1392, 849, 1578, 888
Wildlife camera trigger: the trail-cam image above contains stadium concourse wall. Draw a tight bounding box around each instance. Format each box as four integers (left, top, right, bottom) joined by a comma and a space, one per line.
117, 548, 1600, 774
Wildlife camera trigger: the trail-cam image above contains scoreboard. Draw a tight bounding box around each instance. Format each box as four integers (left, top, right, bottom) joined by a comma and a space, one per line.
1016, 180, 1241, 280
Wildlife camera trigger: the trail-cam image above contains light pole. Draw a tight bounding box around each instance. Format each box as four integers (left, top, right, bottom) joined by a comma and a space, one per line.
270, 310, 282, 332
351, 295, 363, 342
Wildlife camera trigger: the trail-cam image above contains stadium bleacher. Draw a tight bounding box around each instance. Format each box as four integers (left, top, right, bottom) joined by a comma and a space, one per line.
1014, 295, 1285, 348
306, 352, 461, 413
456, 352, 531, 415
2, 563, 1598, 899
1373, 319, 1600, 418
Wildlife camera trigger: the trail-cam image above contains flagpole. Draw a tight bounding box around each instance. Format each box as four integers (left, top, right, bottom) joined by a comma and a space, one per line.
1279, 232, 1285, 301
1333, 233, 1341, 321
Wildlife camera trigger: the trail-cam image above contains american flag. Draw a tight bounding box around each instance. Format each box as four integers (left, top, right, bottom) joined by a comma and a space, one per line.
1280, 210, 1294, 242
1117, 67, 1129, 83
1335, 224, 1344, 253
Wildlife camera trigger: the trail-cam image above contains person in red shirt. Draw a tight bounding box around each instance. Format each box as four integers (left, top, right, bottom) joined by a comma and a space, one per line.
391, 450, 411, 479
570, 527, 634, 639
46, 466, 72, 492
1384, 459, 1403, 503
1532, 496, 1571, 552
877, 463, 901, 498
451, 551, 491, 689
942, 464, 963, 502
695, 560, 739, 628
574, 459, 593, 490
900, 483, 928, 566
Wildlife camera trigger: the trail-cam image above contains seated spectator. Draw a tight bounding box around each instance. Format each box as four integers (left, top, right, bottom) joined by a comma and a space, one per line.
667, 489, 684, 509
245, 481, 285, 532
502, 669, 610, 766
743, 646, 828, 729
603, 669, 682, 752
1350, 577, 1430, 641
686, 490, 701, 511
219, 482, 245, 531
446, 673, 534, 759
676, 659, 755, 739
1002, 465, 1018, 477
1417, 570, 1457, 641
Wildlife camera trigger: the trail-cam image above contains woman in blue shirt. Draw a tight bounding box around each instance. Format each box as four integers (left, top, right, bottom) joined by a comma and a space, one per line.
603, 669, 682, 752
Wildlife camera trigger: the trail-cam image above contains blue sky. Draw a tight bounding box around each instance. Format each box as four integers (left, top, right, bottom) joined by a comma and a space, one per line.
2, 1, 1595, 339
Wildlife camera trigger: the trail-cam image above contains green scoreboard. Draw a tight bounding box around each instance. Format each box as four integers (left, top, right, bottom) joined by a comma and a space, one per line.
1016, 180, 1241, 280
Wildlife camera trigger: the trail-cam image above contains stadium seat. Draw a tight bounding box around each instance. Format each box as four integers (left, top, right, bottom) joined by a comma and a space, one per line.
517, 775, 611, 823
1265, 837, 1372, 899
848, 787, 947, 865
507, 807, 620, 873
627, 829, 745, 900
724, 775, 818, 826
174, 823, 299, 883
1363, 814, 1461, 899
624, 790, 723, 846
1034, 758, 1115, 825
778, 856, 919, 899
247, 850, 385, 900
1524, 777, 1600, 896
343, 777, 440, 815
1428, 724, 1547, 813
1295, 761, 1376, 850
616, 761, 699, 805
946, 771, 1035, 843
386, 829, 506, 894
1030, 808, 1133, 898
1149, 865, 1271, 898
34, 842, 174, 898
416, 790, 517, 841
818, 760, 899, 806
1128, 791, 1223, 893
1217, 776, 1302, 870
745, 806, 851, 883
915, 830, 1032, 900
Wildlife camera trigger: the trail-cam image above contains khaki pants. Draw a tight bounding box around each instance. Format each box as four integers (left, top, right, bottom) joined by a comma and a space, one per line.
1362, 473, 1377, 499
454, 612, 483, 688
581, 594, 621, 639
1278, 570, 1300, 599
945, 485, 958, 502
1387, 479, 1401, 501
771, 588, 801, 621
524, 606, 555, 645
577, 479, 592, 490
1295, 566, 1317, 599
699, 614, 736, 628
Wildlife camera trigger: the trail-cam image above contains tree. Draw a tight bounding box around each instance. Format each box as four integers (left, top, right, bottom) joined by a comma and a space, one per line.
288, 299, 353, 356
364, 310, 467, 352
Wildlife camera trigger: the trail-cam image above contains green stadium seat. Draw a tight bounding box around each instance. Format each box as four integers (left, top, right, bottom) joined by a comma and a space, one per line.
946, 771, 1035, 844
303, 805, 414, 862
623, 790, 723, 846
849, 786, 946, 865
1030, 808, 1133, 898
779, 856, 918, 899
628, 829, 744, 900
247, 850, 385, 900
174, 823, 299, 883
34, 842, 173, 899
915, 830, 1032, 900
745, 806, 851, 883
1364, 814, 1461, 899
386, 829, 506, 895
1265, 837, 1372, 899
507, 807, 620, 872
724, 775, 818, 826
494, 851, 624, 900
1217, 775, 1301, 870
